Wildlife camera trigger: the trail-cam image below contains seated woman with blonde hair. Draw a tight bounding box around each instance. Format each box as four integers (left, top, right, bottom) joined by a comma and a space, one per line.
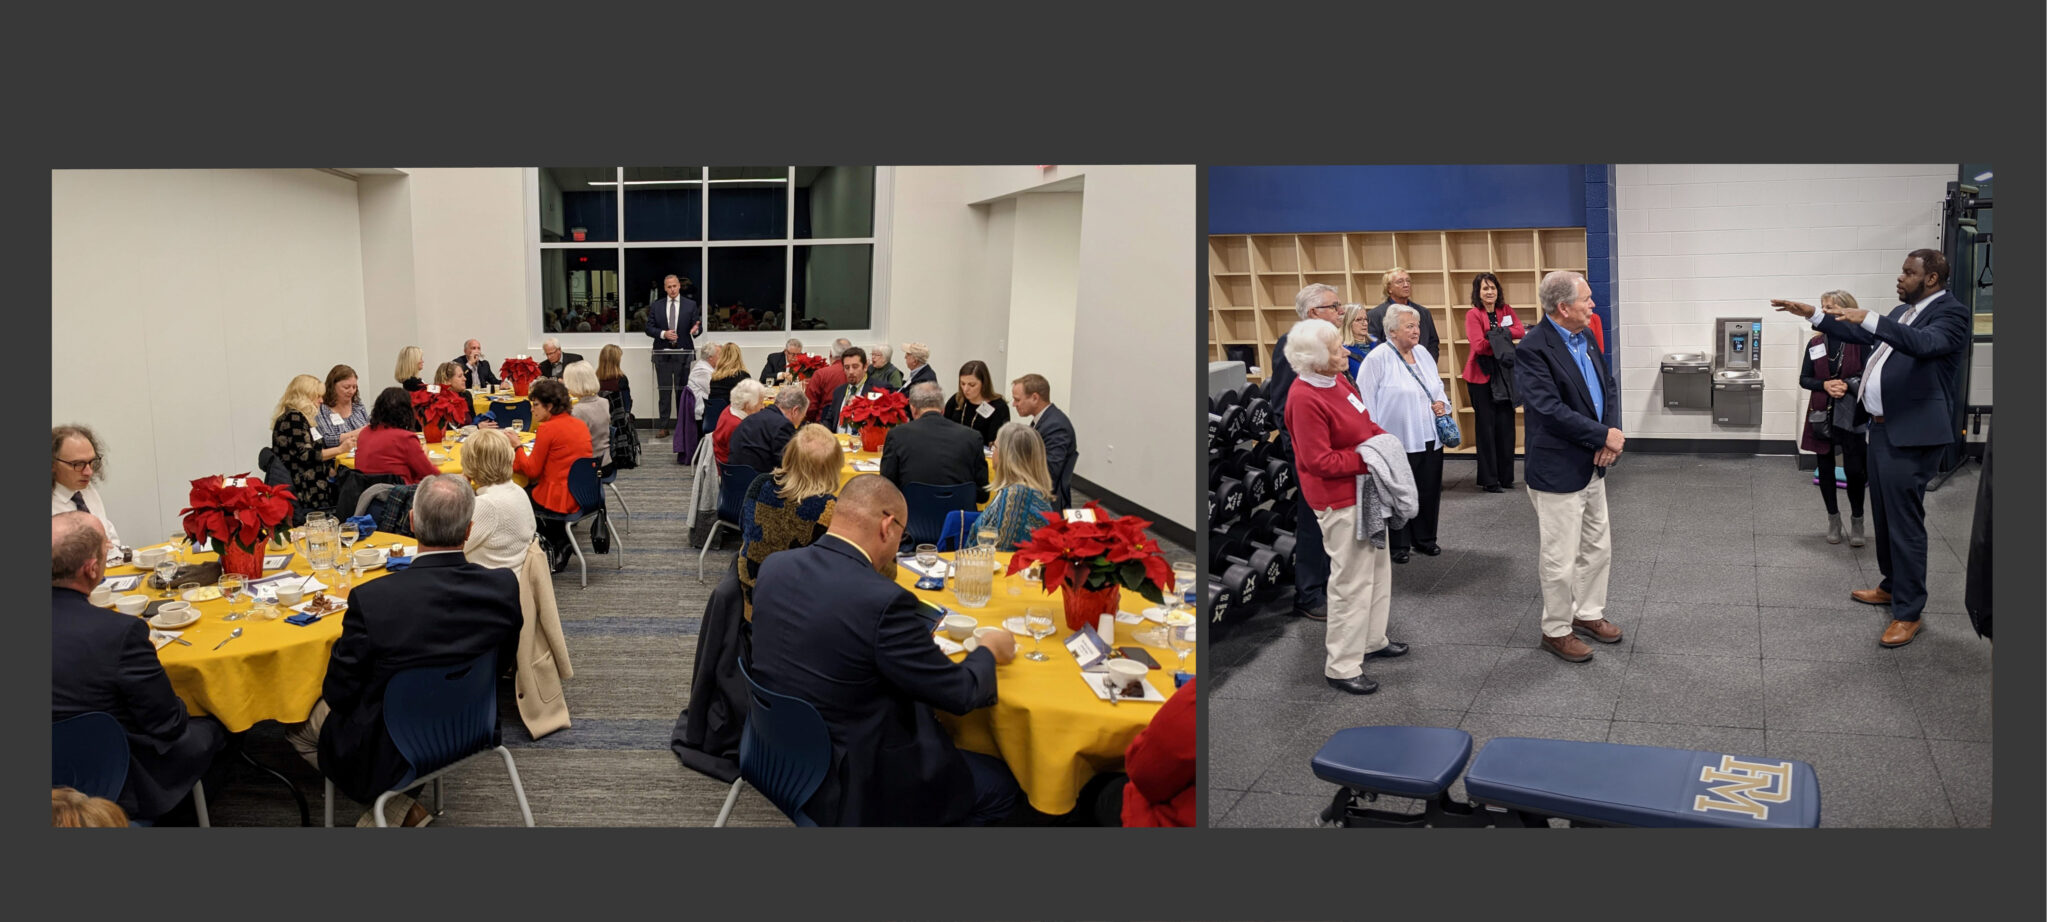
461, 425, 537, 570
736, 423, 843, 619
52, 787, 129, 827
978, 421, 1059, 550
271, 373, 340, 521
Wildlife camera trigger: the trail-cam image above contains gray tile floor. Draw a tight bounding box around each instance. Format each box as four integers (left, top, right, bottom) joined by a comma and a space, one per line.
1208, 453, 1992, 828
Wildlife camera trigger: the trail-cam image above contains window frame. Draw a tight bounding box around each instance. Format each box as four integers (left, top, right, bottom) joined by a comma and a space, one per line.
524, 166, 892, 354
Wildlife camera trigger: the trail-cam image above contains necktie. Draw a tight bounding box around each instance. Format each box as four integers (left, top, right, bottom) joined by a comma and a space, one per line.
668, 298, 677, 337
72, 491, 88, 513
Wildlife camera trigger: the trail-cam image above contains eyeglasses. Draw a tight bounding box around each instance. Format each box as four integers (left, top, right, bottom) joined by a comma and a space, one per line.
57, 456, 103, 473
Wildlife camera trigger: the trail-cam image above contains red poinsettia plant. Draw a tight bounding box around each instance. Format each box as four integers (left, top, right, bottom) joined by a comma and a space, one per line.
1007, 502, 1174, 627
180, 474, 296, 557
412, 385, 470, 428
787, 352, 828, 381
498, 356, 542, 387
840, 389, 911, 429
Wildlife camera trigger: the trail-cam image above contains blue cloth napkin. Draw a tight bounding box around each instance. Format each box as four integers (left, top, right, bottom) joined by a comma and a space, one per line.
284, 610, 326, 626
383, 554, 414, 572
342, 515, 376, 539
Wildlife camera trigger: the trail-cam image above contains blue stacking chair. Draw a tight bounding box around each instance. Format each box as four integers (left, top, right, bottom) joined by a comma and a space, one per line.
53, 712, 209, 827
936, 509, 982, 552
324, 651, 534, 827
715, 659, 831, 828
488, 399, 532, 432
537, 457, 623, 589
698, 462, 760, 583
901, 481, 977, 550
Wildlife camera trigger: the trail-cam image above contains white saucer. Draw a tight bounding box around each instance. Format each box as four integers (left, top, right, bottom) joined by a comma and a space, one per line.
149, 608, 201, 630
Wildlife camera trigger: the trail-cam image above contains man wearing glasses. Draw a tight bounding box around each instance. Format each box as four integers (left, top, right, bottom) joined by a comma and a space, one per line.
51, 424, 122, 558
1263, 284, 1342, 623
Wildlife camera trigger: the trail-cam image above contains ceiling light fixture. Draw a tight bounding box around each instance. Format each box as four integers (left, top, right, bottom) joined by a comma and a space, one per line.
1972, 171, 1993, 182
585, 178, 789, 186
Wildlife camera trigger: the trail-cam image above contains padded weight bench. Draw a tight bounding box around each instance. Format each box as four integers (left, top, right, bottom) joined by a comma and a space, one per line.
1311, 726, 1820, 828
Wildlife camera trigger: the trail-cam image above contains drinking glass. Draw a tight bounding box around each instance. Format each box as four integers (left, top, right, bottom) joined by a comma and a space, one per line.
915, 543, 939, 573
510, 419, 525, 435
976, 524, 1000, 550
153, 559, 181, 598
218, 573, 247, 622
1171, 563, 1197, 613
1024, 607, 1055, 662
1166, 611, 1197, 672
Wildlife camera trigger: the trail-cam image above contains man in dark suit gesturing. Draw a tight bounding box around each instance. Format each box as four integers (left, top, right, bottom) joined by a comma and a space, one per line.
52, 511, 226, 822
1009, 373, 1076, 509
748, 475, 1021, 826
286, 474, 523, 826
646, 273, 702, 438
1773, 249, 1971, 648
881, 382, 990, 506
1516, 271, 1626, 664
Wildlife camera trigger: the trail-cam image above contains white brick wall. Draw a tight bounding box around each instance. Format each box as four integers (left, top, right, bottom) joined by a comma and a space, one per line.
1615, 164, 1957, 444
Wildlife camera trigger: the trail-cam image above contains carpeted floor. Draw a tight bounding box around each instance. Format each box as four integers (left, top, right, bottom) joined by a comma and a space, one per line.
1208, 453, 1992, 829
190, 435, 1191, 827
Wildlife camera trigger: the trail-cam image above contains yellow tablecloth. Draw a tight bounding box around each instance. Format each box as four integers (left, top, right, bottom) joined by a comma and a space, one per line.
895, 550, 1192, 815
105, 534, 412, 733
337, 430, 535, 486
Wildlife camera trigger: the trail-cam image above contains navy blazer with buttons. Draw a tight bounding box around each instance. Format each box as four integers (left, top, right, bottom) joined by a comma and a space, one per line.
728, 409, 796, 474
747, 535, 1000, 826
645, 295, 701, 356
1514, 317, 1621, 494
1811, 290, 1970, 448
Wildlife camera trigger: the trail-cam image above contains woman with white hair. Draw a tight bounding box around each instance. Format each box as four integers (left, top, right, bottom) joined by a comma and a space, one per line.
868, 343, 905, 392
901, 342, 937, 391
1282, 317, 1403, 695
564, 361, 612, 470
713, 378, 764, 466
1357, 303, 1450, 564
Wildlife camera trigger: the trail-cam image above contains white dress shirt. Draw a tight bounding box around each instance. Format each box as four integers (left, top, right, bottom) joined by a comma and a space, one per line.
51, 483, 121, 549
1811, 289, 1939, 418
464, 482, 537, 570
1356, 342, 1449, 453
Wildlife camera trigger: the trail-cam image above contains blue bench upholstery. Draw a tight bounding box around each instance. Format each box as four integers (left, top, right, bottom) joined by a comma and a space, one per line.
1311, 726, 1472, 798
1464, 737, 1821, 828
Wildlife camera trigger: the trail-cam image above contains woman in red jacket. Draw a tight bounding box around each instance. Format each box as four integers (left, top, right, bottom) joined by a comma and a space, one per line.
1461, 272, 1527, 492
351, 387, 441, 484
1118, 678, 1196, 827
514, 378, 594, 572
1282, 318, 1401, 696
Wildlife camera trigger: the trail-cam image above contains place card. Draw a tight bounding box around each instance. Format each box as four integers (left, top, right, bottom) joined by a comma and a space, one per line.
98, 575, 141, 592
851, 460, 881, 472
933, 635, 965, 656
1114, 611, 1148, 625
148, 629, 184, 651
1062, 508, 1097, 524
1064, 624, 1111, 670
263, 553, 294, 570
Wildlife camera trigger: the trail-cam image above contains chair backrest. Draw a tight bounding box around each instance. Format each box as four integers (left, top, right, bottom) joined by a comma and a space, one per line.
902, 481, 977, 547
566, 456, 604, 515
937, 509, 982, 552
52, 712, 130, 801
354, 482, 397, 518
717, 463, 760, 526
492, 400, 533, 432
736, 659, 830, 827
382, 651, 501, 790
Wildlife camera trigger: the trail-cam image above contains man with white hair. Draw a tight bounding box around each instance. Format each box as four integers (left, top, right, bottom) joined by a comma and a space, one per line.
882, 381, 990, 508
451, 339, 501, 390
538, 337, 585, 379
1265, 284, 1342, 622
729, 384, 808, 473
760, 337, 806, 385
1515, 271, 1625, 663
901, 342, 937, 391
868, 343, 905, 392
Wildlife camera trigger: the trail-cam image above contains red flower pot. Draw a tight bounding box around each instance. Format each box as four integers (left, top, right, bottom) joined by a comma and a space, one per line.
513, 378, 531, 397
860, 424, 888, 452
1060, 576, 1121, 632
220, 541, 264, 580
423, 422, 444, 443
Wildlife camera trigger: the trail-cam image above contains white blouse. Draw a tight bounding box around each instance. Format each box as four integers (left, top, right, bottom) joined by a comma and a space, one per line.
1356, 341, 1450, 453
464, 481, 537, 570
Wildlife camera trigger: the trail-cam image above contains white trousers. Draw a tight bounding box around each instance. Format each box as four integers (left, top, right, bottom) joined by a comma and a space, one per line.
1528, 476, 1612, 638
1314, 506, 1393, 679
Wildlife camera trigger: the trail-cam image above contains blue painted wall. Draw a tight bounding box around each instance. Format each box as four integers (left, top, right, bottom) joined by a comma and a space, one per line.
1583, 164, 1618, 366
1208, 165, 1588, 234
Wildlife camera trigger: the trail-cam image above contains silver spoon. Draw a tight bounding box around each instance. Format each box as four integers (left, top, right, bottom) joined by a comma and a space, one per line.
1102, 675, 1121, 707
213, 627, 244, 651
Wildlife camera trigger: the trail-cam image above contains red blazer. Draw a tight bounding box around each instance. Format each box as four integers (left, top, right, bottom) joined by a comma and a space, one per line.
1283, 376, 1388, 511
353, 426, 440, 484
804, 363, 847, 425
711, 408, 743, 465
515, 413, 593, 514
1461, 305, 1527, 383
1121, 677, 1196, 827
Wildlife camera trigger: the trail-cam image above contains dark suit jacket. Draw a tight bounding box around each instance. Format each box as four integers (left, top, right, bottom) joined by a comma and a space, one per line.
1367, 300, 1442, 363
538, 353, 585, 379
881, 411, 990, 505
1034, 403, 1077, 508
452, 354, 501, 389
52, 587, 224, 819
823, 376, 890, 431
645, 295, 701, 355
904, 363, 938, 392
748, 535, 999, 825
1811, 290, 1970, 447
1266, 333, 1298, 424
760, 352, 790, 384
729, 409, 797, 473
1514, 317, 1620, 494
316, 553, 523, 803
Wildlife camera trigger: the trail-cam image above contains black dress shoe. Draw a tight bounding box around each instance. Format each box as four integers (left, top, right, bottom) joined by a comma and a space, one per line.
1293, 603, 1328, 622
1326, 674, 1379, 695
1390, 548, 1411, 564
1367, 641, 1408, 658
1414, 542, 1441, 557
1483, 484, 1506, 494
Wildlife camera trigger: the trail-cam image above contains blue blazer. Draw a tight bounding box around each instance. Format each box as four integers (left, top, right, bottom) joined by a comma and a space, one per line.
904, 363, 938, 393
748, 535, 999, 826
1515, 318, 1620, 494
1812, 290, 1970, 448
645, 295, 701, 355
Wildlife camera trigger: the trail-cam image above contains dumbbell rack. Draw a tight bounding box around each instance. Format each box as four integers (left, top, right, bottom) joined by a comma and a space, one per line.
1206, 382, 1300, 634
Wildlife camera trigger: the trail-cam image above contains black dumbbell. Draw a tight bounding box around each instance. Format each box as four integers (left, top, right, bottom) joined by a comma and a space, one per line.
1212, 476, 1247, 524
1241, 380, 1263, 403
1211, 527, 1282, 599
1263, 454, 1294, 498
1234, 516, 1299, 580
1206, 578, 1235, 624
1209, 548, 1262, 614
1240, 397, 1272, 435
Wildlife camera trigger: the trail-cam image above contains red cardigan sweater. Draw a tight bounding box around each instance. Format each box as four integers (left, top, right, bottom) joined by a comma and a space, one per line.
1120, 677, 1196, 827
712, 408, 743, 465
1461, 305, 1528, 383
353, 425, 440, 484
516, 413, 593, 514
1284, 375, 1388, 512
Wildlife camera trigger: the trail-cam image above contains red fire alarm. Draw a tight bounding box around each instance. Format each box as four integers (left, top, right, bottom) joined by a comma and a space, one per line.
571, 227, 587, 242
578, 256, 588, 263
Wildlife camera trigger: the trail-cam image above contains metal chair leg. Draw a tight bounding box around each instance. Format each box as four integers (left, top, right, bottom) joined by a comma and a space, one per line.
606, 483, 631, 519
566, 528, 587, 589
697, 521, 728, 583
324, 779, 335, 827
433, 776, 445, 816
714, 778, 743, 828
192, 780, 210, 828
496, 746, 536, 827
607, 514, 624, 570
372, 790, 398, 827
238, 745, 311, 827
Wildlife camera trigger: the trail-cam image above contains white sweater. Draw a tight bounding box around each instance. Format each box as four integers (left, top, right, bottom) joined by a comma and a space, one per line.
465, 481, 538, 570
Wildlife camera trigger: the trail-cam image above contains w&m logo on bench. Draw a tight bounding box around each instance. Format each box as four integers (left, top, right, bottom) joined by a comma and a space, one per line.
1692, 756, 1796, 820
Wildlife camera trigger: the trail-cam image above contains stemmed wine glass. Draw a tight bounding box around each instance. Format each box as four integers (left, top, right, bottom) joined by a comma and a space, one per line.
1171, 563, 1197, 614
1023, 606, 1054, 662
218, 573, 247, 622
1166, 611, 1197, 673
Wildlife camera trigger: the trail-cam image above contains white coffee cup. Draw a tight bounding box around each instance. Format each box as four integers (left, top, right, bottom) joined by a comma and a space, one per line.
88, 586, 115, 607
154, 601, 191, 621
941, 613, 977, 640
136, 547, 169, 569
114, 594, 149, 616
1106, 658, 1148, 695
275, 585, 306, 606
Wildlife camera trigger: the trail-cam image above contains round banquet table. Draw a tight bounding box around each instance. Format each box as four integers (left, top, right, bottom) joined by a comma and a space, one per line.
470, 391, 579, 417
894, 550, 1193, 815
102, 533, 415, 733
337, 429, 536, 486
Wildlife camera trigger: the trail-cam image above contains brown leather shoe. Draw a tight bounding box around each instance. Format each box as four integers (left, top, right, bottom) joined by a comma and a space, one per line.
1879, 619, 1924, 648
1572, 618, 1623, 644
1541, 633, 1594, 663
1851, 588, 1892, 605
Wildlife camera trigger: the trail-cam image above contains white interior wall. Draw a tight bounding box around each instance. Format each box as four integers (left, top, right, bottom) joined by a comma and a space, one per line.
1614, 164, 1956, 444
1003, 192, 1083, 402
51, 169, 369, 543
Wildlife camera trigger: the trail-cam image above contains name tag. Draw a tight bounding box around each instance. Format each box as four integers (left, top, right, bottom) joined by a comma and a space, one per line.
975, 402, 995, 419
328, 411, 345, 425
866, 392, 881, 401
1498, 314, 1513, 328
1345, 393, 1367, 414
1808, 343, 1827, 361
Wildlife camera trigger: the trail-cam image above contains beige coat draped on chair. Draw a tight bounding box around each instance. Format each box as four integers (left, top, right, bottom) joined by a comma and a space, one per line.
514, 537, 574, 738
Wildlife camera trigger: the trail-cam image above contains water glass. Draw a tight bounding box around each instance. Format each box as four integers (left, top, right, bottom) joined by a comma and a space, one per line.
153, 559, 181, 598
914, 543, 939, 573
1166, 611, 1197, 671
975, 525, 1000, 550
1023, 607, 1055, 662
1172, 563, 1197, 612
218, 573, 247, 622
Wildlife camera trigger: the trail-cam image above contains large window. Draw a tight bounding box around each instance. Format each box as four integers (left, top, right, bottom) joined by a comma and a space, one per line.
533, 166, 880, 342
